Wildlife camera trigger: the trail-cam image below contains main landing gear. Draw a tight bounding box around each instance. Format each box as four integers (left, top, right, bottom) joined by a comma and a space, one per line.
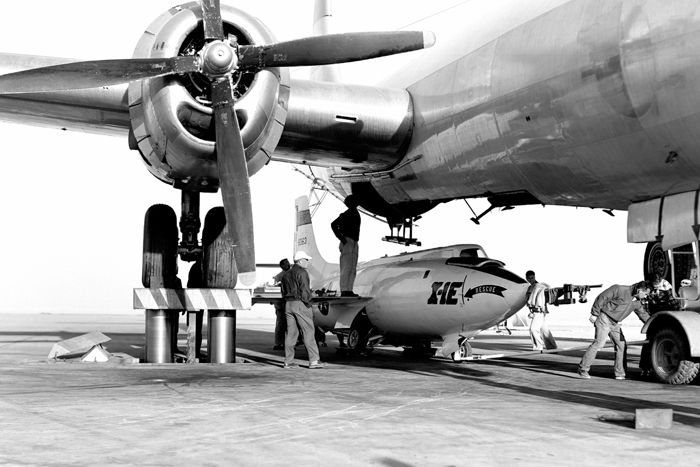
142, 191, 242, 363
451, 338, 472, 362
336, 309, 379, 356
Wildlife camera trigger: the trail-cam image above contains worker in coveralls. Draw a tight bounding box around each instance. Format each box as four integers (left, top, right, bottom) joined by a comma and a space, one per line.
281, 251, 323, 369
577, 281, 651, 380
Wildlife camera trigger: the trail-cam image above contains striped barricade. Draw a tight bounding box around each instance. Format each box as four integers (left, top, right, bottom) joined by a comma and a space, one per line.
133, 288, 252, 311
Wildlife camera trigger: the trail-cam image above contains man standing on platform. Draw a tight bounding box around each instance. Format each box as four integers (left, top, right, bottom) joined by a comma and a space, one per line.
331, 195, 361, 297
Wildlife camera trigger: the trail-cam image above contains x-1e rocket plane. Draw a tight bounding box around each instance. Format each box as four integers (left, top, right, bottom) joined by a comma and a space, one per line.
290, 196, 529, 360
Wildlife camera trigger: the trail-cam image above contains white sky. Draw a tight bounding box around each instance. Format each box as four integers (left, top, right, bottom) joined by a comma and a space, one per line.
0, 1, 645, 316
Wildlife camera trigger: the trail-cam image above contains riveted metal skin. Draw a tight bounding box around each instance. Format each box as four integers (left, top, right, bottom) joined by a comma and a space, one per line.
0, 1, 699, 217
365, 0, 700, 210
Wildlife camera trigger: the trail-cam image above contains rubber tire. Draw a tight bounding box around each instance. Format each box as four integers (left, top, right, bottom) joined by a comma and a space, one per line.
142, 204, 179, 288
451, 342, 472, 362
650, 328, 700, 384
202, 207, 237, 288
347, 328, 367, 352
347, 310, 371, 353
643, 241, 670, 282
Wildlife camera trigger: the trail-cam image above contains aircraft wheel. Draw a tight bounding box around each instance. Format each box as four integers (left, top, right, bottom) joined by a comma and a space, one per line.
347, 310, 371, 354
347, 328, 368, 353
202, 207, 237, 288
650, 328, 699, 384
451, 340, 472, 362
142, 204, 179, 288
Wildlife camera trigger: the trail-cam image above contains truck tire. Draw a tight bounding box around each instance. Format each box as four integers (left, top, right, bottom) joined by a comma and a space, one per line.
650, 328, 699, 384
644, 241, 669, 281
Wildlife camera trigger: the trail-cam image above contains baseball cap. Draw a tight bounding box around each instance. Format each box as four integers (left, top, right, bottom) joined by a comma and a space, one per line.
294, 251, 312, 261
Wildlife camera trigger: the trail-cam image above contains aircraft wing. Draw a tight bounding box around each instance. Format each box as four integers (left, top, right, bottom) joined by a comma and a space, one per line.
252, 288, 372, 306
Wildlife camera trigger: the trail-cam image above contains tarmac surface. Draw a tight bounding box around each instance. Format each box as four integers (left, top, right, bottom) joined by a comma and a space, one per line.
1, 312, 699, 466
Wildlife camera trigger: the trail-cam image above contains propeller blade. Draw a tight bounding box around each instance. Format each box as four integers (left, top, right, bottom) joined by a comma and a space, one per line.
238, 31, 436, 69
0, 56, 200, 94
201, 0, 225, 41
211, 77, 256, 287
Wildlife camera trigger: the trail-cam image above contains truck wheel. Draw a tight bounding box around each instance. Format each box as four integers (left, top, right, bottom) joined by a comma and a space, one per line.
650, 328, 699, 384
644, 241, 669, 281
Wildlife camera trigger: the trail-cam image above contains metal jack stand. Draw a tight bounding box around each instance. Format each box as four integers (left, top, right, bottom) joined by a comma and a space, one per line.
135, 287, 251, 363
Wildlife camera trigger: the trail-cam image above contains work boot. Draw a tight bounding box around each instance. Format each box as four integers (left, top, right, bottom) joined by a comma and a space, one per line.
615, 375, 625, 380
283, 362, 299, 369
577, 370, 591, 379
309, 361, 324, 369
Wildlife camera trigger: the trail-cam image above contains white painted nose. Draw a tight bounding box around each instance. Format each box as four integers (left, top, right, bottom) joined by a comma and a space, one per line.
502, 282, 529, 311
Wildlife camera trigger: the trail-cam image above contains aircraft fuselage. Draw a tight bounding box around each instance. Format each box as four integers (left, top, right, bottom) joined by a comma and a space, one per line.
370, 0, 700, 211
313, 247, 529, 340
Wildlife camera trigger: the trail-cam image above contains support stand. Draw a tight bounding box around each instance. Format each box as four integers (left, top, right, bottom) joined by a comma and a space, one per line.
382, 217, 421, 246
208, 310, 237, 363
134, 288, 251, 364
145, 309, 177, 363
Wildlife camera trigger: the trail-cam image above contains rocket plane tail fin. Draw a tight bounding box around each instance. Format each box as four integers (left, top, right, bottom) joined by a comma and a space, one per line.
294, 196, 337, 289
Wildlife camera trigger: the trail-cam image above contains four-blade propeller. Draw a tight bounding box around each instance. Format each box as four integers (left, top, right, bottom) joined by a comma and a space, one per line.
0, 0, 435, 287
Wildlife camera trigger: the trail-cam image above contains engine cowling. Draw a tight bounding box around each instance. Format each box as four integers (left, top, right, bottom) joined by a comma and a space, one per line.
128, 1, 289, 191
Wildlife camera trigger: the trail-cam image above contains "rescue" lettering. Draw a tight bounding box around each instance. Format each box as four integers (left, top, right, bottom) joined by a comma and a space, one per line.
464, 285, 506, 300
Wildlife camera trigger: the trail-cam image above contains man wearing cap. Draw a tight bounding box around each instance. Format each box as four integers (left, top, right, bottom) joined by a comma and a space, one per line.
331, 194, 361, 297
281, 251, 323, 369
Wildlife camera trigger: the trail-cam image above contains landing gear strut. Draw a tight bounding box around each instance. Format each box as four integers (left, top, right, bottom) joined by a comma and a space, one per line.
141, 193, 242, 364
179, 191, 202, 262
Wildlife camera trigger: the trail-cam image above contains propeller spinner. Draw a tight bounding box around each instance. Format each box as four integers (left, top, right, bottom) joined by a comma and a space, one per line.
0, 0, 435, 287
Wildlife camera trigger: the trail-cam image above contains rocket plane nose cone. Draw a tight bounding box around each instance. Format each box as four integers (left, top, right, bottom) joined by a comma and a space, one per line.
502, 282, 530, 309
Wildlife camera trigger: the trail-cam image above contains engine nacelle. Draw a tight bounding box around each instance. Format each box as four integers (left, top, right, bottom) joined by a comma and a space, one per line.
128, 2, 289, 191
